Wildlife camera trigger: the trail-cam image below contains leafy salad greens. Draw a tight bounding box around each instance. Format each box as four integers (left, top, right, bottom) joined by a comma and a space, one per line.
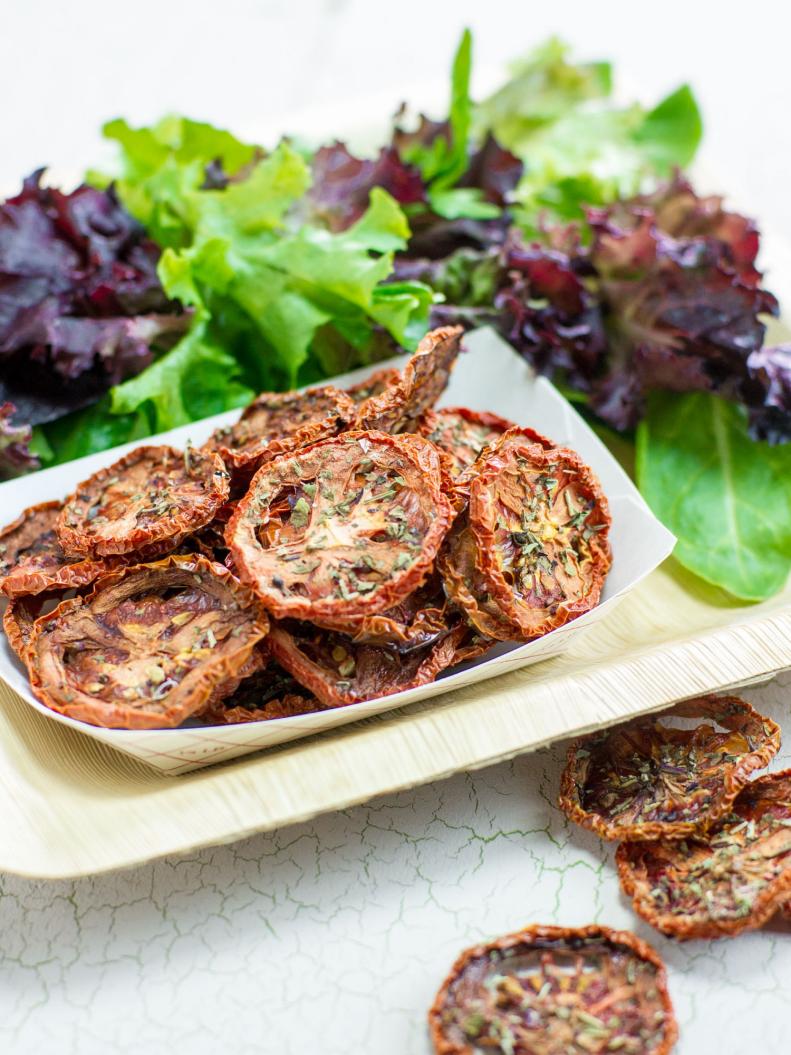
1, 31, 789, 602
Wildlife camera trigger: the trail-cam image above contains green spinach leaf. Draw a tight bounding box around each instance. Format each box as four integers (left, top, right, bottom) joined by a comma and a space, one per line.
637, 391, 791, 601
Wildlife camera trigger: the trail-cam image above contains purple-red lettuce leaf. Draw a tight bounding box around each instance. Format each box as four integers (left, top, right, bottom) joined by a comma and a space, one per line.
745, 343, 791, 443
0, 170, 184, 449
0, 402, 39, 478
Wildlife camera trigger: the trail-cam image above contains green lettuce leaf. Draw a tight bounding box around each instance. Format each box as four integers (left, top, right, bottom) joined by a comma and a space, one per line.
86, 131, 430, 440
637, 391, 791, 601
478, 39, 703, 231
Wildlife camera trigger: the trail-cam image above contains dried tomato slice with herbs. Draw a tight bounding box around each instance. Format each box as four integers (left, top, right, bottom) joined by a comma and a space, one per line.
470, 434, 611, 638
58, 445, 230, 559
4, 591, 76, 664
344, 367, 400, 404
559, 695, 781, 841
438, 516, 522, 642
197, 664, 322, 725
28, 555, 269, 729
227, 431, 455, 622
418, 406, 519, 478
314, 572, 455, 650
267, 620, 467, 708
205, 384, 355, 476
355, 326, 463, 433
429, 924, 677, 1055
617, 769, 791, 940
0, 501, 119, 598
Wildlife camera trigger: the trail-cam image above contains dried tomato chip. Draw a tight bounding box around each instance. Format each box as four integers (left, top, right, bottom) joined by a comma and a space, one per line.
227, 430, 455, 622
197, 663, 322, 725
205, 384, 355, 476
267, 620, 467, 708
438, 516, 522, 642
314, 572, 454, 650
429, 924, 677, 1055
470, 434, 611, 638
418, 406, 519, 477
0, 501, 118, 597
559, 695, 781, 841
58, 445, 231, 559
617, 769, 791, 940
3, 591, 77, 664
355, 326, 463, 433
28, 555, 269, 729
344, 367, 400, 404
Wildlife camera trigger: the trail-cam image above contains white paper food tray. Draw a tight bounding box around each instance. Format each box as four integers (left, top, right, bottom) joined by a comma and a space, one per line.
0, 328, 675, 774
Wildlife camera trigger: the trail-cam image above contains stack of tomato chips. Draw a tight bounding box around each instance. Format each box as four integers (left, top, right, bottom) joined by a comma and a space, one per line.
0, 325, 612, 730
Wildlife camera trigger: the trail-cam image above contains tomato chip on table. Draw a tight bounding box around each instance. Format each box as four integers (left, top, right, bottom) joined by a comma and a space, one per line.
227, 430, 455, 622
0, 501, 119, 598
355, 325, 464, 433
470, 434, 611, 639
559, 695, 781, 841
617, 769, 791, 940
418, 406, 520, 477
197, 664, 323, 725
57, 445, 230, 559
429, 924, 677, 1055
267, 620, 468, 708
205, 384, 355, 477
28, 555, 269, 729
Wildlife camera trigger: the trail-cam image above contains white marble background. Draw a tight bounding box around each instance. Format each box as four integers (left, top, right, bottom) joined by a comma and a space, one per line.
2, 2, 791, 1052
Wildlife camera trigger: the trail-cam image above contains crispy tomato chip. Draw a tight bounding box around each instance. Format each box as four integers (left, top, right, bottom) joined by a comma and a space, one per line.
355, 326, 464, 433
344, 367, 400, 404
419, 406, 519, 477
0, 501, 118, 598
470, 434, 611, 638
438, 516, 522, 642
429, 924, 677, 1055
205, 384, 355, 476
227, 430, 455, 622
314, 572, 454, 650
197, 664, 323, 725
617, 769, 791, 940
28, 555, 269, 729
559, 695, 781, 841
3, 591, 77, 664
58, 445, 230, 559
267, 620, 467, 708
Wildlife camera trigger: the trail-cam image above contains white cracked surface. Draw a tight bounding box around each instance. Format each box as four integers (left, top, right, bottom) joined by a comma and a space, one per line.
1, 672, 789, 1054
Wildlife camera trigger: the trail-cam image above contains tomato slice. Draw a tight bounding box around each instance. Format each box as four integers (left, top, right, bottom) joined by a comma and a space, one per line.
470, 433, 611, 638
617, 769, 791, 940
355, 326, 463, 433
559, 695, 781, 841
58, 445, 231, 559
418, 406, 518, 477
197, 663, 322, 725
0, 501, 121, 597
437, 516, 521, 642
267, 619, 467, 708
429, 924, 677, 1055
4, 591, 76, 664
227, 431, 455, 621
344, 367, 400, 404
206, 384, 355, 476
28, 555, 269, 729
314, 571, 454, 649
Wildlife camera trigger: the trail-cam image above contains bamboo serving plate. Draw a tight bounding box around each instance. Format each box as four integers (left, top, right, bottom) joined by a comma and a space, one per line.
0, 327, 789, 878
